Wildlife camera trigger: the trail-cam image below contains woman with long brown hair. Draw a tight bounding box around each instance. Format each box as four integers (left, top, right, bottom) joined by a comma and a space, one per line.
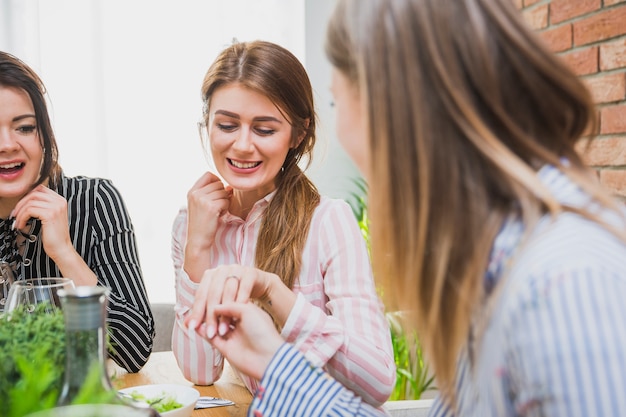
173, 40, 395, 408
197, 1, 626, 416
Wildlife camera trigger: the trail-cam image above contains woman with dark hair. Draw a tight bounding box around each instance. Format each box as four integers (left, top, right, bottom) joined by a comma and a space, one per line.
0, 51, 154, 373
191, 1, 626, 416
172, 40, 395, 407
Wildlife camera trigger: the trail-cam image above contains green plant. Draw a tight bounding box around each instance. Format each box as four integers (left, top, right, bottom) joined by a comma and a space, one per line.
347, 177, 435, 401
0, 304, 117, 417
387, 312, 435, 400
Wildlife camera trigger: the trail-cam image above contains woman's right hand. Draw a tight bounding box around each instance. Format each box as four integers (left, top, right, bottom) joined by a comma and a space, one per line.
208, 301, 284, 381
183, 171, 232, 282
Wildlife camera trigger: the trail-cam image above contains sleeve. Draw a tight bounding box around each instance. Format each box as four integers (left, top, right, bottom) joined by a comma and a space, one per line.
170, 208, 225, 385
280, 200, 395, 407
250, 343, 388, 417
90, 179, 155, 373
503, 265, 626, 417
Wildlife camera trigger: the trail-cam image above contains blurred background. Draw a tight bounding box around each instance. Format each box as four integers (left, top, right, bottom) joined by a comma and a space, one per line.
0, 0, 360, 303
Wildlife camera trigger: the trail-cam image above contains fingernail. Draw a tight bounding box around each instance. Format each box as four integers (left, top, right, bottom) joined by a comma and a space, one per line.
188, 319, 198, 330
206, 325, 216, 339
218, 322, 228, 336
11, 220, 15, 230
198, 323, 207, 338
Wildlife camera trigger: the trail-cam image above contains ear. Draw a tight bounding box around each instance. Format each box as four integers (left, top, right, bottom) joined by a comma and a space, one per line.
292, 118, 310, 148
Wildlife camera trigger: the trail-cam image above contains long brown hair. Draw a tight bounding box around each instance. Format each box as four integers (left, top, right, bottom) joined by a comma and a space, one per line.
201, 40, 320, 289
326, 0, 623, 404
0, 51, 62, 187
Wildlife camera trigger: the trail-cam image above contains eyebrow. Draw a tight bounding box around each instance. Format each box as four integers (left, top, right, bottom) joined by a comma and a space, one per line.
214, 110, 282, 124
13, 114, 36, 122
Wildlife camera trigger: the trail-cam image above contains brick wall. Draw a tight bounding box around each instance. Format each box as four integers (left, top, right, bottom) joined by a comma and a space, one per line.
515, 0, 626, 200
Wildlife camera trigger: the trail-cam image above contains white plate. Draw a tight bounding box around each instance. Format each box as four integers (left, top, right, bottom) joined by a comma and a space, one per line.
118, 384, 200, 417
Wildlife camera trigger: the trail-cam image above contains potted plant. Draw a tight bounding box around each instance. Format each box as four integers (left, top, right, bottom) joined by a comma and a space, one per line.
346, 178, 435, 403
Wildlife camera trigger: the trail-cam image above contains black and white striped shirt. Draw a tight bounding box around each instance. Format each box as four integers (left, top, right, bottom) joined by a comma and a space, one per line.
0, 173, 154, 372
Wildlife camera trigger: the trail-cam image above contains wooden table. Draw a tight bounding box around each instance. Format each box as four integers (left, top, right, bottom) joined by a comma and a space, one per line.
108, 351, 253, 417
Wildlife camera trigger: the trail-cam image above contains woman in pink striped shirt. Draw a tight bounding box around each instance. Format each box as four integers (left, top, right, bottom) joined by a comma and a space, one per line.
171, 40, 395, 407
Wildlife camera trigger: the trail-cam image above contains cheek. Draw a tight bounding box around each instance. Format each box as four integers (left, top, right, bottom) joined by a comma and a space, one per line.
336, 105, 369, 176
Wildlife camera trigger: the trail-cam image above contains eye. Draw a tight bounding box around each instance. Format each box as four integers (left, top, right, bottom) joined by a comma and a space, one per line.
217, 123, 237, 132
255, 127, 275, 136
17, 125, 37, 134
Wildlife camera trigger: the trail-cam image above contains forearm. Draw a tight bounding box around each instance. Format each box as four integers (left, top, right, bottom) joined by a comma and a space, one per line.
173, 273, 224, 384
182, 242, 213, 283
252, 343, 386, 417
106, 295, 154, 372
52, 246, 98, 286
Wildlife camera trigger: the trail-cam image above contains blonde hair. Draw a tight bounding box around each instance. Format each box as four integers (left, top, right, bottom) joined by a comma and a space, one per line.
326, 0, 624, 404
201, 41, 320, 289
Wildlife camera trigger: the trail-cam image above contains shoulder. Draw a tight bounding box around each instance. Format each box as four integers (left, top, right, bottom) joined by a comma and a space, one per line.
313, 196, 355, 218
499, 212, 626, 326
57, 174, 120, 196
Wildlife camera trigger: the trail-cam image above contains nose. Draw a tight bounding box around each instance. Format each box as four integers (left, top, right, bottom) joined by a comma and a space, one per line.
231, 125, 254, 152
0, 128, 20, 152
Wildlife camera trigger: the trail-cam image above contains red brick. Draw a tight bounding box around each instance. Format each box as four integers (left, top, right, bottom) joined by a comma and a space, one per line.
599, 169, 626, 196
600, 104, 626, 134
577, 136, 626, 166
541, 24, 573, 52
600, 38, 626, 71
560, 46, 598, 75
524, 0, 542, 5
523, 4, 549, 30
604, 0, 626, 5
573, 7, 626, 46
584, 73, 626, 103
550, 0, 601, 24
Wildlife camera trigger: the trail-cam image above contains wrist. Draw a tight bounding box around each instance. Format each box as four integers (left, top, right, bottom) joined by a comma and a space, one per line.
183, 244, 212, 283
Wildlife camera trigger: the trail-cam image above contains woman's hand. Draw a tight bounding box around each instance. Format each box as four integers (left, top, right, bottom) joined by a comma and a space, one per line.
12, 184, 74, 261
207, 301, 284, 381
183, 172, 232, 282
185, 265, 280, 338
11, 184, 97, 286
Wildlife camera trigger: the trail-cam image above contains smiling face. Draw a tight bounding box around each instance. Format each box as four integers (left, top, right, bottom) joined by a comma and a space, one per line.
0, 86, 43, 216
207, 83, 294, 201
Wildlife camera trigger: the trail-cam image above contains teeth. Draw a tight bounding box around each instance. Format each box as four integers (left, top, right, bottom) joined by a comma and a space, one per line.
0, 162, 22, 169
230, 160, 259, 169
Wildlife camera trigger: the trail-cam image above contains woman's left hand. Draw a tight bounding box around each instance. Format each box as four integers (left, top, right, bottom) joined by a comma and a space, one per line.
12, 184, 74, 260
185, 265, 278, 339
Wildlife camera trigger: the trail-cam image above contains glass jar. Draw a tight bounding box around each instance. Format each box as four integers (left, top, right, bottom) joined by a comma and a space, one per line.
56, 286, 114, 405
56, 286, 159, 416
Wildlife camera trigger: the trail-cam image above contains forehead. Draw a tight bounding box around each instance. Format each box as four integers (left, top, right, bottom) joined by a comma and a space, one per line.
209, 83, 285, 121
0, 85, 35, 114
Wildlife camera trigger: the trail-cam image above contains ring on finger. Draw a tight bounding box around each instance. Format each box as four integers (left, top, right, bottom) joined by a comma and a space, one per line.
225, 275, 240, 282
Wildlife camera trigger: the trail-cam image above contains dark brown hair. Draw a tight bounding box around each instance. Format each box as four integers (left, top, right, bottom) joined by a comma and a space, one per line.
0, 51, 62, 187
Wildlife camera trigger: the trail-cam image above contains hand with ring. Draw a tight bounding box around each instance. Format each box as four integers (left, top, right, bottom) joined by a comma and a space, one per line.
184, 264, 282, 340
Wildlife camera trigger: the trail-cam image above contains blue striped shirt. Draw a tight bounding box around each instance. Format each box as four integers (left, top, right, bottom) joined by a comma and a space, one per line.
249, 165, 626, 416
430, 165, 626, 417
250, 343, 387, 417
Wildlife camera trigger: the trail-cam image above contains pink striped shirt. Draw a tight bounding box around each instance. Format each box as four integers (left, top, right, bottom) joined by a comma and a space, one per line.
171, 194, 395, 407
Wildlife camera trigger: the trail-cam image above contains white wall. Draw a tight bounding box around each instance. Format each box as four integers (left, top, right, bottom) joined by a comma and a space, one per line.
0, 0, 359, 304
